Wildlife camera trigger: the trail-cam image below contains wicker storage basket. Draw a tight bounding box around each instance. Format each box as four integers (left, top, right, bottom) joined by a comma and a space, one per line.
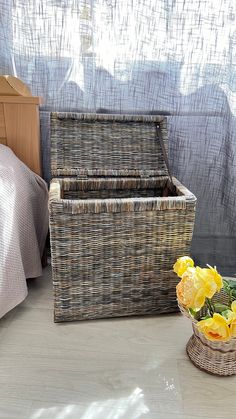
49, 113, 196, 322
180, 291, 236, 376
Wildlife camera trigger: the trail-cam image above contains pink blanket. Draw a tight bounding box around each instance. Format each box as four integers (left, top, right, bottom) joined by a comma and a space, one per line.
0, 145, 48, 318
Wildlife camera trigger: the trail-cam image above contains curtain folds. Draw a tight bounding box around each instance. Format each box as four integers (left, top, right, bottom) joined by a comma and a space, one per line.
1, 0, 236, 272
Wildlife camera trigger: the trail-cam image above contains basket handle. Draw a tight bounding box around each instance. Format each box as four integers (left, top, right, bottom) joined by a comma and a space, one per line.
156, 124, 175, 193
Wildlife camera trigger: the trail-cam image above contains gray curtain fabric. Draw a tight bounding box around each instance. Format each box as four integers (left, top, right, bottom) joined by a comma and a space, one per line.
1, 0, 236, 273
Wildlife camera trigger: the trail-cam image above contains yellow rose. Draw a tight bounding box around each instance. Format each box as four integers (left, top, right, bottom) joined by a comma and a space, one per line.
195, 265, 223, 293
197, 313, 231, 342
194, 267, 222, 300
176, 267, 206, 311
227, 300, 236, 337
173, 256, 194, 278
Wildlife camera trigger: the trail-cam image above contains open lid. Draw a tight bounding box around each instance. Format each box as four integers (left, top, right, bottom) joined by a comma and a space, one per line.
50, 113, 169, 178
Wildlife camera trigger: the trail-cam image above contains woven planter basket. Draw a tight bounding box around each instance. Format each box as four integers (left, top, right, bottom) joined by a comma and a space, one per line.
49, 113, 196, 322
180, 291, 236, 376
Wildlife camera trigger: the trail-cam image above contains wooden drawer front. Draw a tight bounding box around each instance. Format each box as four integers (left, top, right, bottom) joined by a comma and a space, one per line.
0, 104, 6, 138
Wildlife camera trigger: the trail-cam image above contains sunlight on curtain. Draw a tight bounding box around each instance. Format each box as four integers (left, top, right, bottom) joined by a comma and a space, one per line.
3, 0, 236, 114
1, 0, 236, 271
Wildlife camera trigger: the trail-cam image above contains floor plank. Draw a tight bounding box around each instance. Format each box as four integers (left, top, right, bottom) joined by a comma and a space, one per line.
0, 267, 236, 419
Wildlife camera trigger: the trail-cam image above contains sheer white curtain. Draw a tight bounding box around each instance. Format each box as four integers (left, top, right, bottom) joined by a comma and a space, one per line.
1, 0, 236, 272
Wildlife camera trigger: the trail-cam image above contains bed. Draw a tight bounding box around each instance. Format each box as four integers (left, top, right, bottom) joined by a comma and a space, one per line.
0, 145, 48, 318
0, 76, 48, 318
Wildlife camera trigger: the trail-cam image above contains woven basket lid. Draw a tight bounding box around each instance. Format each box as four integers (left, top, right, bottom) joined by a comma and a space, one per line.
50, 112, 169, 178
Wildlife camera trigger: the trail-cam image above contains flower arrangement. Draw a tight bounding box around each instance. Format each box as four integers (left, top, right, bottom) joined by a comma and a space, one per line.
174, 256, 236, 342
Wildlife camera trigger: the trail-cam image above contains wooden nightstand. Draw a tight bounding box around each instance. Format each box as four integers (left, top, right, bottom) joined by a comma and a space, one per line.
0, 75, 42, 176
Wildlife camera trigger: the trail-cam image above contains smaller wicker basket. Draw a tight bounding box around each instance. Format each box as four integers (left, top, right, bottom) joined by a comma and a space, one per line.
179, 291, 236, 376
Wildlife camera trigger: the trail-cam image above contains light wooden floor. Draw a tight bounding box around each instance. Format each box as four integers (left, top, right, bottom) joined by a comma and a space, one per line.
0, 266, 236, 419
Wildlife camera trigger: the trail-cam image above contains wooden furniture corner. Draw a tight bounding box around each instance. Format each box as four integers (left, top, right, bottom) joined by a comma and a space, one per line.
0, 76, 42, 176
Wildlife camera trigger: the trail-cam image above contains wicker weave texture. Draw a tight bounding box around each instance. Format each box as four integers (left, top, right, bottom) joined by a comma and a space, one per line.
50, 113, 169, 177
181, 291, 236, 376
186, 329, 236, 376
49, 112, 196, 322
50, 177, 196, 322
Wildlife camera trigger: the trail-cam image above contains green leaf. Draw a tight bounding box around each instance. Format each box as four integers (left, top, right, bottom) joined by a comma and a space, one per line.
200, 315, 211, 320
189, 307, 197, 317
213, 303, 230, 313
221, 310, 231, 319
226, 280, 236, 289
223, 280, 231, 294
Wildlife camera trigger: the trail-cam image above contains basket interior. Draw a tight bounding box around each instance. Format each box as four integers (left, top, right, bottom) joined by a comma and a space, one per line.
61, 177, 180, 200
